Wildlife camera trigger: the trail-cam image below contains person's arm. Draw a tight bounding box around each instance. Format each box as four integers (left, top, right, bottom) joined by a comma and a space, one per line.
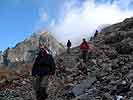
80, 43, 83, 49
32, 56, 39, 76
50, 56, 56, 75
86, 42, 90, 49
48, 56, 56, 80
70, 42, 72, 47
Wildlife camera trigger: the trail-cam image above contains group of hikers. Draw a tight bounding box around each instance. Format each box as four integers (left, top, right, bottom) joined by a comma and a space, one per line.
31, 30, 131, 100
67, 38, 90, 62
32, 38, 91, 100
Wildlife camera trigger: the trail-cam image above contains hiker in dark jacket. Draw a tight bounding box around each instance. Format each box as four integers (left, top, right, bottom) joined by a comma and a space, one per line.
32, 47, 56, 100
67, 40, 72, 54
94, 30, 98, 39
80, 38, 90, 63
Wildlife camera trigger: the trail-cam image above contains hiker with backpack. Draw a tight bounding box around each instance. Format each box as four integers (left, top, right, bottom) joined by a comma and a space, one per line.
80, 38, 90, 63
67, 40, 72, 54
32, 46, 56, 100
94, 30, 98, 39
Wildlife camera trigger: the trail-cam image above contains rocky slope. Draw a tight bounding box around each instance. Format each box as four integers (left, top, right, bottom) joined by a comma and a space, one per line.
48, 17, 133, 100
0, 17, 133, 100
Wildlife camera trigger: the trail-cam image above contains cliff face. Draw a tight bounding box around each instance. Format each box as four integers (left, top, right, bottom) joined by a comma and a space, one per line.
2, 31, 65, 64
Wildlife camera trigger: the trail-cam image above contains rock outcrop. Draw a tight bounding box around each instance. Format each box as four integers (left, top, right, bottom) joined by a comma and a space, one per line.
1, 31, 65, 65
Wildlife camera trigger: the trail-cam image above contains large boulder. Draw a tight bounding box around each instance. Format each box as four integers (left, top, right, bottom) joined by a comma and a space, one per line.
71, 77, 96, 97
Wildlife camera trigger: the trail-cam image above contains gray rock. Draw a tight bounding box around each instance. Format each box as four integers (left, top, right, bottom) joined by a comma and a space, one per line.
130, 83, 133, 91
72, 77, 96, 97
129, 97, 133, 100
72, 93, 89, 100
103, 93, 113, 100
127, 70, 133, 79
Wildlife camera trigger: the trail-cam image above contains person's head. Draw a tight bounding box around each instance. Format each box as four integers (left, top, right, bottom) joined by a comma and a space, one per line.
38, 44, 49, 56
68, 40, 70, 42
76, 58, 80, 62
83, 38, 86, 42
59, 58, 63, 63
38, 48, 48, 56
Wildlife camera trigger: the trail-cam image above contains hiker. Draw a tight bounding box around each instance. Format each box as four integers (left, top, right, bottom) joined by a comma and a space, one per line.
94, 30, 98, 39
80, 38, 90, 63
32, 46, 56, 100
67, 40, 72, 54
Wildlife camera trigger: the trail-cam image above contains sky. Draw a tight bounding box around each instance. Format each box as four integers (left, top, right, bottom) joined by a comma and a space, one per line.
0, 0, 133, 51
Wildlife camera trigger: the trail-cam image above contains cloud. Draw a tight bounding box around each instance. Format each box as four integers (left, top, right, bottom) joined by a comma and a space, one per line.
47, 0, 133, 46
34, 8, 49, 32
39, 9, 48, 22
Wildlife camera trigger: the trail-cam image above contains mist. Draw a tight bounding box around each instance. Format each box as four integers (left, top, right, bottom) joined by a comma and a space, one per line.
42, 0, 133, 46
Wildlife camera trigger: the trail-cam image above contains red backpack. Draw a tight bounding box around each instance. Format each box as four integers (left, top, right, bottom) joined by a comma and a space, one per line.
80, 42, 89, 50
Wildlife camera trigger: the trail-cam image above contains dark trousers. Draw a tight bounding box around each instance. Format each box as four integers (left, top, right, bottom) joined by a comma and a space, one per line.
82, 51, 88, 63
33, 76, 48, 100
67, 47, 70, 54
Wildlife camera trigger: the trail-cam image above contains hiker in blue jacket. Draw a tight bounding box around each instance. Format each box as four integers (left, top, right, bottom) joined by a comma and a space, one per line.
32, 47, 56, 100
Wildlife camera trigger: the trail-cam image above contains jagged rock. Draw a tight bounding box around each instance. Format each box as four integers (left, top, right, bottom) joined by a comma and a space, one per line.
129, 97, 133, 100
104, 48, 118, 59
130, 83, 133, 91
72, 93, 89, 100
1, 31, 65, 64
127, 70, 133, 79
113, 41, 132, 54
104, 32, 124, 44
71, 77, 96, 97
102, 93, 113, 100
0, 79, 6, 84
120, 18, 133, 31
115, 95, 124, 100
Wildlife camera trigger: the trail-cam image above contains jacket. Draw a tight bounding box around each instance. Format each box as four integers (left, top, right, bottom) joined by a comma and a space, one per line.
80, 42, 89, 51
32, 52, 56, 76
67, 41, 71, 48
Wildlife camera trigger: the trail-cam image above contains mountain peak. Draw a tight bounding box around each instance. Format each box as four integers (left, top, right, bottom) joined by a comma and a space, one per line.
0, 31, 65, 65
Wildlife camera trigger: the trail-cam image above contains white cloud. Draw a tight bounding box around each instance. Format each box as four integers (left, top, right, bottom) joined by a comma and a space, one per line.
112, 0, 133, 10
39, 8, 48, 22
48, 0, 133, 46
33, 8, 49, 32
40, 12, 48, 22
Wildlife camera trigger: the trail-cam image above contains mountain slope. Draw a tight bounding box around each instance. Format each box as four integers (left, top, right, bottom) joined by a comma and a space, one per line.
48, 17, 133, 100
0, 31, 65, 64
0, 17, 133, 100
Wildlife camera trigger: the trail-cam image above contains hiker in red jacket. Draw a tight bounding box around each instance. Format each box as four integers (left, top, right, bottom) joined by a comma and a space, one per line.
80, 38, 90, 63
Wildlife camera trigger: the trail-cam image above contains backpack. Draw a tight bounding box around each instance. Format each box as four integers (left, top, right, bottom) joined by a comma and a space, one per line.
67, 41, 71, 47
80, 42, 89, 50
